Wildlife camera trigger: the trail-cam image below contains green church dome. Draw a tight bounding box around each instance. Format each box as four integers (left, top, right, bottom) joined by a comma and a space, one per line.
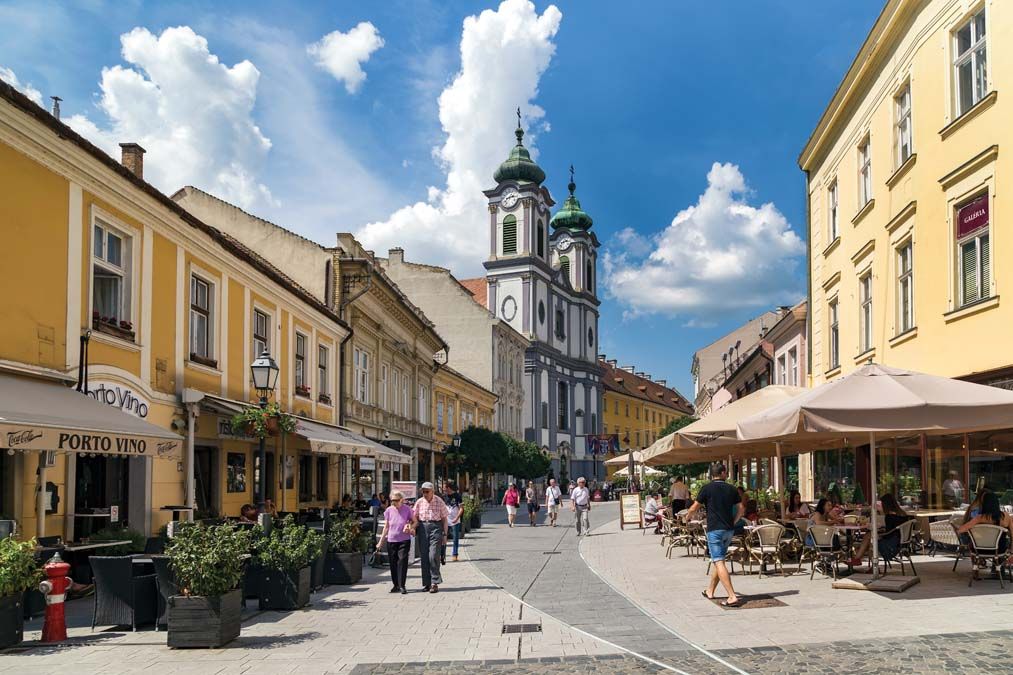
493, 110, 546, 185
550, 167, 593, 231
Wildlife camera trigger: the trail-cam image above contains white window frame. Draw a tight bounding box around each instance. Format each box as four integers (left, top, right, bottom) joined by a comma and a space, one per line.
392, 368, 402, 415
858, 137, 872, 207
788, 347, 798, 386
189, 273, 214, 361
859, 272, 873, 353
896, 241, 914, 333
447, 400, 455, 435
318, 344, 330, 399
402, 372, 410, 419
252, 308, 271, 357
418, 384, 428, 424
777, 355, 786, 385
437, 395, 445, 433
380, 363, 389, 410
953, 7, 987, 117
354, 347, 371, 404
828, 180, 839, 242
895, 83, 913, 167
294, 332, 308, 394
91, 216, 136, 330
828, 298, 840, 370
958, 228, 990, 307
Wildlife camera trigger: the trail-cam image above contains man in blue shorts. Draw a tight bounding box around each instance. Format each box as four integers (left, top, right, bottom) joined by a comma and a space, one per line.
687, 462, 743, 607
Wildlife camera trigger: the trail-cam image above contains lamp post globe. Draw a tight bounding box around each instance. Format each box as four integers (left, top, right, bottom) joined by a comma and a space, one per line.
249, 349, 279, 512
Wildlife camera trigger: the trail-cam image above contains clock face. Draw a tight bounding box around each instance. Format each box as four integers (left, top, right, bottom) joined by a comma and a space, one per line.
501, 189, 520, 209
555, 234, 574, 252
501, 295, 518, 321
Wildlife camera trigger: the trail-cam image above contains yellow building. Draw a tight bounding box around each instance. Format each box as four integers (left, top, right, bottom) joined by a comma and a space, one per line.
432, 364, 497, 489
599, 357, 693, 479
0, 82, 373, 541
799, 0, 1013, 502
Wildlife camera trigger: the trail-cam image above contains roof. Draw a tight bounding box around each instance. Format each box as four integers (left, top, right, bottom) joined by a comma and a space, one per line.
599, 359, 694, 415
0, 81, 348, 332
436, 363, 497, 402
493, 123, 545, 185
691, 310, 783, 400
550, 175, 593, 232
457, 277, 488, 309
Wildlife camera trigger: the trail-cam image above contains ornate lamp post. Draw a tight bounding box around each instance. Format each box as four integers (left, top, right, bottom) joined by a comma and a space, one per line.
444, 434, 464, 485
250, 349, 280, 511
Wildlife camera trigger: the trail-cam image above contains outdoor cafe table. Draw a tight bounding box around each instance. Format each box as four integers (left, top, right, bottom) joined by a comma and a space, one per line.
908, 509, 963, 541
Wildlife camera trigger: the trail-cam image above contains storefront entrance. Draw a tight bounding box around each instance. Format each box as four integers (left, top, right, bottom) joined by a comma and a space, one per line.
0, 451, 13, 518
194, 445, 220, 518
74, 454, 131, 538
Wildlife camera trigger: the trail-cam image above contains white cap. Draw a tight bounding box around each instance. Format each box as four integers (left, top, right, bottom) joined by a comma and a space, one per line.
421, 481, 435, 490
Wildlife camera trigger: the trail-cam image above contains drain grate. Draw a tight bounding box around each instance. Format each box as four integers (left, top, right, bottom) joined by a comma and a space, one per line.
502, 622, 542, 634
542, 551, 561, 555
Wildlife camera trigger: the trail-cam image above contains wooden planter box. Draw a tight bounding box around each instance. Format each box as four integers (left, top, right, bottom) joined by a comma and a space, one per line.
258, 566, 310, 610
310, 552, 325, 590
469, 513, 482, 529
0, 593, 23, 650
324, 551, 362, 585
167, 589, 241, 649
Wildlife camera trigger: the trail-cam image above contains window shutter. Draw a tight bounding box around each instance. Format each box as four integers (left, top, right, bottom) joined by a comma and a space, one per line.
962, 240, 978, 303
503, 215, 517, 254
560, 255, 570, 279
980, 234, 990, 296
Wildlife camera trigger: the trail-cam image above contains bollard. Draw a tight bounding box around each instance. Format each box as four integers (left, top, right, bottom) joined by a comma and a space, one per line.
39, 551, 71, 642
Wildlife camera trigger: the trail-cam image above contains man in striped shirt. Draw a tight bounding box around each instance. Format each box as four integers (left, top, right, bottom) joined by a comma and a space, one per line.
410, 482, 449, 593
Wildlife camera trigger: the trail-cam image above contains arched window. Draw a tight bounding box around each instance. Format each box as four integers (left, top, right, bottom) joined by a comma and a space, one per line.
537, 222, 545, 258
559, 255, 570, 280
586, 259, 593, 292
502, 215, 517, 255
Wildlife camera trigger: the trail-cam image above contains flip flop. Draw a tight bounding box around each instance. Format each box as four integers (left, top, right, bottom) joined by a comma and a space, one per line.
700, 591, 716, 600
721, 598, 743, 608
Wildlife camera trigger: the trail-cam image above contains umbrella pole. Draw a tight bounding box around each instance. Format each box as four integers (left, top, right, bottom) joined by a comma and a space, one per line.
776, 442, 783, 521
36, 451, 47, 539
870, 432, 879, 579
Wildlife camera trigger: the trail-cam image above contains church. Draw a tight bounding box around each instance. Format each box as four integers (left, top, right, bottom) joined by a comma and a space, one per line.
481, 114, 603, 485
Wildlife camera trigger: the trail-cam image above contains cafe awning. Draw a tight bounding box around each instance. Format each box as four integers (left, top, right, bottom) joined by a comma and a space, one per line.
0, 373, 182, 459
293, 417, 408, 463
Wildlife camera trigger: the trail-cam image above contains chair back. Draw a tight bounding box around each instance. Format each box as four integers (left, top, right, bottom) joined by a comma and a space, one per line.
843, 514, 861, 525
151, 555, 178, 597
91, 556, 134, 599
897, 519, 915, 544
761, 518, 780, 526
0, 520, 15, 538
792, 518, 810, 539
143, 537, 165, 554
969, 524, 1005, 553
809, 525, 837, 549
754, 524, 785, 548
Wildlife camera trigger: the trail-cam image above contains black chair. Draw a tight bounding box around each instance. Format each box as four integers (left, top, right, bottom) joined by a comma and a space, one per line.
151, 556, 177, 630
143, 537, 166, 555
90, 556, 157, 631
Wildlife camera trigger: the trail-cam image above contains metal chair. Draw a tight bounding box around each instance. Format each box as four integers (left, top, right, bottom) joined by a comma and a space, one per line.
151, 555, 177, 630
143, 537, 166, 554
879, 519, 918, 576
90, 556, 157, 631
967, 524, 1009, 589
745, 523, 788, 577
807, 525, 843, 580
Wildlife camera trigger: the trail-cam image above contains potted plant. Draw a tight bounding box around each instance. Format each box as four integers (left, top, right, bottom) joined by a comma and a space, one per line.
89, 525, 146, 555
164, 523, 250, 648
295, 384, 311, 398
0, 537, 39, 649
463, 495, 483, 529
324, 514, 370, 585
254, 515, 322, 610
230, 402, 296, 439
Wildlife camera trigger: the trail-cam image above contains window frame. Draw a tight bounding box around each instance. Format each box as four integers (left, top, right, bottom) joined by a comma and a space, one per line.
353, 347, 371, 405
894, 83, 913, 167
858, 137, 873, 207
828, 297, 840, 370
788, 347, 798, 386
90, 216, 135, 334
502, 215, 518, 255
252, 308, 271, 358
557, 381, 569, 431
318, 344, 331, 400
189, 274, 214, 362
958, 229, 990, 307
294, 332, 308, 395
380, 363, 389, 410
828, 180, 839, 242
953, 7, 988, 118
859, 272, 873, 353
896, 241, 914, 333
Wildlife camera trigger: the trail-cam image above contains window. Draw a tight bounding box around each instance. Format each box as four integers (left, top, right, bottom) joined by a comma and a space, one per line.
541, 402, 549, 429
315, 456, 328, 501
625, 403, 629, 417
635, 407, 639, 420
354, 348, 370, 404
586, 260, 593, 292
318, 345, 330, 399
502, 215, 517, 254
829, 298, 840, 369
587, 327, 594, 348
559, 255, 570, 280
92, 221, 132, 328
895, 84, 913, 166
418, 385, 428, 424
897, 242, 914, 333
447, 401, 455, 435
957, 194, 990, 306
298, 454, 313, 502
788, 347, 798, 386
859, 273, 873, 353
554, 308, 566, 339
253, 309, 270, 356
777, 355, 786, 384
590, 412, 597, 434
858, 138, 872, 207
189, 275, 213, 361
557, 382, 568, 431
294, 333, 307, 394
954, 8, 987, 117
437, 396, 445, 433
392, 368, 401, 414
537, 222, 545, 258
614, 400, 618, 415
828, 180, 839, 242
538, 301, 545, 324
402, 372, 410, 418
380, 364, 389, 409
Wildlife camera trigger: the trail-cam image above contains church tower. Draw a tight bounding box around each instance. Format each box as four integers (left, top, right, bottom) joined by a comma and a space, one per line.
483, 111, 603, 485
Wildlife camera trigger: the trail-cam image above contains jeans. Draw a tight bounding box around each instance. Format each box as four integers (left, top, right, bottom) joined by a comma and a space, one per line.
417, 521, 444, 587
387, 539, 410, 590
706, 529, 734, 562
443, 522, 461, 560
575, 507, 590, 536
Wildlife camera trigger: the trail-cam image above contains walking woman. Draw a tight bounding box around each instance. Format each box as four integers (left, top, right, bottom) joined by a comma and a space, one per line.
525, 481, 539, 526
376, 490, 412, 594
502, 483, 520, 527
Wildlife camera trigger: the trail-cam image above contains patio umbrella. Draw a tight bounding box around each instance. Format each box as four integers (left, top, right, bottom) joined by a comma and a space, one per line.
614, 465, 664, 477
736, 363, 1013, 575
604, 450, 647, 466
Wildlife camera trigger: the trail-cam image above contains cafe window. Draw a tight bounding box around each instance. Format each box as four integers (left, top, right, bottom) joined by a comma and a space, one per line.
894, 83, 913, 166
318, 344, 330, 399
858, 137, 872, 207
315, 456, 328, 501
859, 272, 873, 353
828, 298, 840, 369
957, 194, 990, 307
189, 274, 214, 362
827, 180, 839, 242
253, 309, 270, 356
298, 454, 313, 502
294, 333, 308, 395
354, 348, 371, 404
897, 242, 914, 333
953, 8, 987, 117
226, 452, 247, 493
92, 220, 133, 329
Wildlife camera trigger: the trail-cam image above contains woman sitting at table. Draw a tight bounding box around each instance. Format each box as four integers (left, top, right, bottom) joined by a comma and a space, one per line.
785, 490, 811, 519
805, 498, 842, 548
239, 503, 259, 523
958, 492, 1013, 564
849, 493, 912, 567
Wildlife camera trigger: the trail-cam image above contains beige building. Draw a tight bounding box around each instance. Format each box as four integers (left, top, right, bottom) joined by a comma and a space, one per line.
432, 364, 497, 490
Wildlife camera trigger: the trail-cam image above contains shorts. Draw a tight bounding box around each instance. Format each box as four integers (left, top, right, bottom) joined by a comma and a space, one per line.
527, 502, 538, 514
706, 529, 734, 562
506, 505, 517, 516
547, 504, 559, 514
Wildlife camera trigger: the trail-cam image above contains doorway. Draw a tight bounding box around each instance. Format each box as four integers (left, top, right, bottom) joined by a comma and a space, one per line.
75, 454, 129, 538
194, 445, 220, 518
0, 451, 13, 519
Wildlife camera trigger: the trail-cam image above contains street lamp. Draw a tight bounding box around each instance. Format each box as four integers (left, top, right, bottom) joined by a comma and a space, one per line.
250, 349, 279, 511
443, 434, 464, 485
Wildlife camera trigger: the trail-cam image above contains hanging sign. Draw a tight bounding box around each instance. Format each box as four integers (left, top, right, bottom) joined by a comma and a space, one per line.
957, 194, 989, 238
619, 492, 643, 530
586, 434, 619, 455
360, 457, 376, 470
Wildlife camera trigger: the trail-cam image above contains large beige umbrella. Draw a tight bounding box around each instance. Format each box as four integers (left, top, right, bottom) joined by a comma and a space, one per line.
736, 363, 1013, 575
604, 450, 647, 466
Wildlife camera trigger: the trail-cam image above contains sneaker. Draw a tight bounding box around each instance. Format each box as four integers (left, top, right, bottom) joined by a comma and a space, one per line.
452, 555, 459, 562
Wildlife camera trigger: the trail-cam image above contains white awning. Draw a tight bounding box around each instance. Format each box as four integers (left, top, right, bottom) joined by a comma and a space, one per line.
293, 417, 409, 463
0, 374, 182, 459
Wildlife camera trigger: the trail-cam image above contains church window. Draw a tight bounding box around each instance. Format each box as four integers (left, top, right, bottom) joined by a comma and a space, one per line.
502, 215, 517, 255
537, 221, 545, 258
586, 260, 593, 292
559, 255, 570, 280
587, 327, 594, 348
554, 308, 566, 339
538, 300, 545, 324
557, 381, 569, 431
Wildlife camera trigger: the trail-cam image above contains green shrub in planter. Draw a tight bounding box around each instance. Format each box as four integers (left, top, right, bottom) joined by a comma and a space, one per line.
0, 538, 42, 649
165, 523, 251, 648
463, 495, 483, 529
324, 514, 370, 585
90, 525, 146, 555
254, 515, 322, 609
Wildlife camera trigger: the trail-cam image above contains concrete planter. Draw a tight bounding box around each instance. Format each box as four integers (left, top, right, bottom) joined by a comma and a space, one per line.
469, 513, 482, 529
324, 551, 362, 585
167, 589, 241, 649
258, 567, 310, 610
0, 593, 23, 650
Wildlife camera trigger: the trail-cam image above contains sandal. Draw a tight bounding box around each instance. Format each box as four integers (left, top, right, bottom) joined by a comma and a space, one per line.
721, 598, 744, 608
701, 590, 716, 600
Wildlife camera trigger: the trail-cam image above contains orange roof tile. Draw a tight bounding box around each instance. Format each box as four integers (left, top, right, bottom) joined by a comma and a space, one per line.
457, 277, 488, 309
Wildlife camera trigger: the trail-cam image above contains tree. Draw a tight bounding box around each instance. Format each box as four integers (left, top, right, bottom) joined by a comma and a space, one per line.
505, 437, 551, 482
458, 426, 509, 498
658, 414, 697, 438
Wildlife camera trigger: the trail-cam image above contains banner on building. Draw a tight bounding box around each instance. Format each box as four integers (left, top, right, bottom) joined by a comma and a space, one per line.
585, 434, 620, 455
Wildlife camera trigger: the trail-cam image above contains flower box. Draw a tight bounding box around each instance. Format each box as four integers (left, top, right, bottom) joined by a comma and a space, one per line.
0, 593, 24, 650
189, 353, 219, 369
317, 393, 332, 406
323, 551, 362, 585
295, 385, 311, 398
258, 566, 310, 610
92, 317, 135, 342
167, 589, 241, 649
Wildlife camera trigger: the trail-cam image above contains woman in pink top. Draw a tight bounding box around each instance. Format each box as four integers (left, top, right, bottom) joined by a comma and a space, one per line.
376, 491, 413, 594
502, 483, 520, 528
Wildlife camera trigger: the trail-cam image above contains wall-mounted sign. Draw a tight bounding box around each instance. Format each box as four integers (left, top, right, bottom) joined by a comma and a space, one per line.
87, 381, 151, 418
360, 457, 376, 470
1, 423, 181, 459
957, 194, 989, 238
110, 505, 119, 523
218, 418, 255, 440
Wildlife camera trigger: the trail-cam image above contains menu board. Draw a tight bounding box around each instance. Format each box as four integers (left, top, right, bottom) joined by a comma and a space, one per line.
619, 492, 643, 530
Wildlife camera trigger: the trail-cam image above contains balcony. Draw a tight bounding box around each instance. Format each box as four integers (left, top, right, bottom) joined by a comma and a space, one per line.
344, 398, 433, 441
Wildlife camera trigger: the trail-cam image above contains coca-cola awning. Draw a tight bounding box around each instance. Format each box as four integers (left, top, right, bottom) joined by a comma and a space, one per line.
0, 373, 182, 459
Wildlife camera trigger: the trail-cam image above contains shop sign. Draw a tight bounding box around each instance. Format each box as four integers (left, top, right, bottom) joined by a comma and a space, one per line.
110, 505, 119, 523
218, 418, 255, 440
87, 381, 150, 418
360, 457, 376, 470
957, 194, 989, 238
1, 423, 181, 459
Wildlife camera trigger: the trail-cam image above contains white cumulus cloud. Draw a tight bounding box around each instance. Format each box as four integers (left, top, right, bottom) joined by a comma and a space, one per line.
0, 66, 43, 105
603, 162, 805, 320
355, 0, 562, 275
307, 21, 384, 94
66, 26, 275, 209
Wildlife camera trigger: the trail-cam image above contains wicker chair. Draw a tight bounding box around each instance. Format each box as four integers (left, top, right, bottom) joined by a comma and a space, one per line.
928, 516, 961, 556
745, 523, 788, 577
807, 525, 843, 580
843, 514, 862, 525
151, 555, 177, 630
879, 519, 918, 576
967, 524, 1009, 589
91, 556, 157, 631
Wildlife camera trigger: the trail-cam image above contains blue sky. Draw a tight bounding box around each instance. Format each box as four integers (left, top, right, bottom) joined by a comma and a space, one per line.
0, 0, 882, 398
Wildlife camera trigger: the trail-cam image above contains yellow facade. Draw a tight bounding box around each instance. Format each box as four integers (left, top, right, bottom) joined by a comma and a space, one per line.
0, 85, 350, 539
802, 0, 1012, 387
432, 365, 497, 488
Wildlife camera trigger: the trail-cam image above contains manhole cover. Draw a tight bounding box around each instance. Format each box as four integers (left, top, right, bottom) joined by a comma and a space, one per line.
502, 623, 542, 634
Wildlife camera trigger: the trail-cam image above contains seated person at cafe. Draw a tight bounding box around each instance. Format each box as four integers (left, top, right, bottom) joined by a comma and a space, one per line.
743, 499, 760, 523
368, 493, 382, 510
263, 498, 278, 517
806, 498, 843, 548
849, 493, 911, 566
333, 494, 355, 519
239, 503, 259, 523
643, 492, 664, 532
958, 492, 1013, 561
785, 490, 811, 518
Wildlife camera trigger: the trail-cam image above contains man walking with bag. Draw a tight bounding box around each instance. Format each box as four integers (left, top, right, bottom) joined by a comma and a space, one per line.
545, 478, 562, 527
570, 477, 592, 537
410, 482, 449, 593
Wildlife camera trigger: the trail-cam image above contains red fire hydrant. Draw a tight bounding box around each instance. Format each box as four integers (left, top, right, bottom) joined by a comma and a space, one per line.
39, 552, 71, 642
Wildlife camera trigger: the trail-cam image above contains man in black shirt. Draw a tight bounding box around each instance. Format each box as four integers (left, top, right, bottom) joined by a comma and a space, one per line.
687, 462, 743, 607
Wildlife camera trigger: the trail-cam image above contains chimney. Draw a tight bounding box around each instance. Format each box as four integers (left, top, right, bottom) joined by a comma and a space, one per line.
655, 379, 667, 387
635, 371, 646, 378
50, 96, 62, 119
607, 359, 618, 367
597, 353, 607, 361
621, 365, 635, 373
119, 143, 146, 179
388, 248, 404, 265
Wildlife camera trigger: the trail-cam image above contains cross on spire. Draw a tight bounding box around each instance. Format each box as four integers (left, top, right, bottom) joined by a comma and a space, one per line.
568, 164, 576, 195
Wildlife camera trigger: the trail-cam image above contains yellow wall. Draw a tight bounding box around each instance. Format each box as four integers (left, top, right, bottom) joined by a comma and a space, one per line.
602, 390, 686, 450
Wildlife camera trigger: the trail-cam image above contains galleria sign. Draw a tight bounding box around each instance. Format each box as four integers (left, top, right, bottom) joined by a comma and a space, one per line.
87, 381, 150, 418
